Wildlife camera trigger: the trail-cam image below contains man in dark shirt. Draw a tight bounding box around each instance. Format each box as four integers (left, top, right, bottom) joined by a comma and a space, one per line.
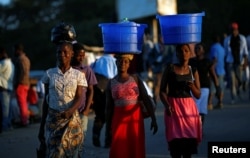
189, 43, 219, 125
13, 43, 30, 126
230, 34, 241, 65
224, 23, 248, 104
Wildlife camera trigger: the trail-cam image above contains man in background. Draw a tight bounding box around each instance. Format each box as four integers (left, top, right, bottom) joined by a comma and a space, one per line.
224, 22, 248, 104
13, 43, 30, 126
0, 46, 15, 132
90, 54, 117, 147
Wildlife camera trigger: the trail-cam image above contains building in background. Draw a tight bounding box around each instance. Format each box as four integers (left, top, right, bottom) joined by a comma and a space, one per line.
116, 0, 177, 43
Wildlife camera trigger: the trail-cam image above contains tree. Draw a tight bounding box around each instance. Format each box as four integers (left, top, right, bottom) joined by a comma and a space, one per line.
0, 0, 115, 69
1, 0, 250, 69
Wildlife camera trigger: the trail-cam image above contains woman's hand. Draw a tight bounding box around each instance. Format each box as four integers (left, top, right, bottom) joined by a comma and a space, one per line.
186, 80, 194, 89
83, 108, 90, 116
150, 119, 158, 135
61, 108, 74, 119
165, 106, 173, 116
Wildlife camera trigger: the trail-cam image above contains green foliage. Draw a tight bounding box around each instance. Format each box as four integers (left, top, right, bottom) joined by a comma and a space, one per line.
0, 0, 115, 70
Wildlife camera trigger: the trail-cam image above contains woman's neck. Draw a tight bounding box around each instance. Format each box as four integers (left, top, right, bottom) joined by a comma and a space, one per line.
117, 72, 129, 82
59, 64, 71, 74
178, 60, 189, 67
118, 71, 129, 77
175, 62, 190, 75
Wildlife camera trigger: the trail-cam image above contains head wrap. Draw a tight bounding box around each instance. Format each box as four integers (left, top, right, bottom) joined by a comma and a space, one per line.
115, 54, 134, 61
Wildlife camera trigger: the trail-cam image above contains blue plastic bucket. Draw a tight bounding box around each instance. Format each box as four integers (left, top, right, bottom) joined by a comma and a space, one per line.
99, 20, 147, 54
156, 12, 205, 44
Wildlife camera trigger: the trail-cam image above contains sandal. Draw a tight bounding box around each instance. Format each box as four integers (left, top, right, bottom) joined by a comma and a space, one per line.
207, 104, 213, 110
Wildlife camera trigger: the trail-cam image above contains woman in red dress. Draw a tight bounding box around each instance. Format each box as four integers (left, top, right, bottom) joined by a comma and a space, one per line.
106, 54, 158, 158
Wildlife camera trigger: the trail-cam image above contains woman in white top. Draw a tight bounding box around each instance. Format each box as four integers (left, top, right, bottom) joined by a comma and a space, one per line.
38, 42, 88, 158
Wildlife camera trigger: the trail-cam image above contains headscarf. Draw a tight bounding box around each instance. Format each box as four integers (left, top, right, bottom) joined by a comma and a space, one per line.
114, 54, 134, 61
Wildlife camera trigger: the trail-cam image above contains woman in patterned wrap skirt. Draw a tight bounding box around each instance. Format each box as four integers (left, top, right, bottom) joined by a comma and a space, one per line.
38, 42, 88, 158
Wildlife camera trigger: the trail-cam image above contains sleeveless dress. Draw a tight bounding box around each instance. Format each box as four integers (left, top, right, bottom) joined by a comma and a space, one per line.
164, 64, 202, 155
109, 76, 145, 158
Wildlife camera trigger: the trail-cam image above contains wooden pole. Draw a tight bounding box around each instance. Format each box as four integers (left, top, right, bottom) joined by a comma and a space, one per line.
152, 18, 158, 43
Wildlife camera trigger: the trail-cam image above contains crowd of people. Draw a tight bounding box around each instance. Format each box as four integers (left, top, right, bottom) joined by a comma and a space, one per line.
0, 21, 250, 158
140, 22, 249, 108
0, 43, 32, 133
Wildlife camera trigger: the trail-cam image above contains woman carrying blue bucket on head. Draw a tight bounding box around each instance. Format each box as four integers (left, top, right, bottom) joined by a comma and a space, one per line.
158, 12, 204, 158
99, 19, 158, 158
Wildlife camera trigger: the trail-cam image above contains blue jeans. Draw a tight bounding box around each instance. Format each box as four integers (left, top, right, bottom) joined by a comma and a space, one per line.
79, 114, 88, 157
0, 89, 12, 130
226, 63, 243, 100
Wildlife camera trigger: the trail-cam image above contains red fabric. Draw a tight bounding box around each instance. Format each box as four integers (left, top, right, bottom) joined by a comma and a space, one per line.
164, 97, 202, 143
27, 86, 38, 105
109, 104, 145, 158
16, 84, 29, 125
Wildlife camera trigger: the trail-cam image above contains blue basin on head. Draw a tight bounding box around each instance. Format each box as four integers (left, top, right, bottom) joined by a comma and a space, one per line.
99, 20, 147, 54
156, 12, 205, 44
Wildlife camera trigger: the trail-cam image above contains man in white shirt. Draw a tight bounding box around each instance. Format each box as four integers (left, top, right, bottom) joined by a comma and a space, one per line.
0, 47, 15, 132
224, 22, 248, 103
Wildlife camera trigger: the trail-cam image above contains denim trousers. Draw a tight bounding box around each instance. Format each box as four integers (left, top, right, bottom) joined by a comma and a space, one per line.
226, 63, 243, 100
0, 89, 12, 130
79, 114, 88, 157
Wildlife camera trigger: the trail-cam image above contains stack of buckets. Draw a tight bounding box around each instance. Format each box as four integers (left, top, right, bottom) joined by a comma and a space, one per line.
99, 12, 205, 54
99, 19, 147, 54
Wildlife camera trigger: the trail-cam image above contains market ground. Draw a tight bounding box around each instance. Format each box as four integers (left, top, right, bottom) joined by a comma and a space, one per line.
0, 89, 250, 158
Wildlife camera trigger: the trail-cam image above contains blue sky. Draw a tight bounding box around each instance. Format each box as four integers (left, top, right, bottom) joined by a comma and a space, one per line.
0, 0, 10, 5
